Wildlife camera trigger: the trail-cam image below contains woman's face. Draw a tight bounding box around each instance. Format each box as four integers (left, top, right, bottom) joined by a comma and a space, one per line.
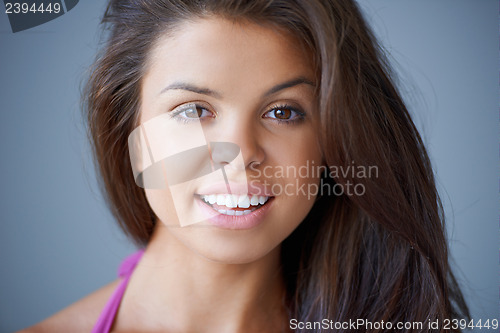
138, 17, 322, 263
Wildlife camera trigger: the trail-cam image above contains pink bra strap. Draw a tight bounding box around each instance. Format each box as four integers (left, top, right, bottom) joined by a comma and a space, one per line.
91, 250, 145, 333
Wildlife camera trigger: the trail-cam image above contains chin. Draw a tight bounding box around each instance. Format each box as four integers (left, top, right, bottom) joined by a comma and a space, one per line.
201, 245, 278, 265
170, 226, 282, 265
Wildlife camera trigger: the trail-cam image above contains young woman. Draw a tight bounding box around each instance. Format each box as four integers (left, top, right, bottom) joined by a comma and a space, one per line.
24, 0, 469, 332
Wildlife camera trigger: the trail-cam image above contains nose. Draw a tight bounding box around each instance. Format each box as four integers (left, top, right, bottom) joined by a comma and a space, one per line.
207, 112, 265, 170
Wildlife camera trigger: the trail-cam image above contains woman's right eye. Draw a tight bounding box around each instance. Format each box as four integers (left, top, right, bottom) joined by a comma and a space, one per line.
171, 103, 214, 122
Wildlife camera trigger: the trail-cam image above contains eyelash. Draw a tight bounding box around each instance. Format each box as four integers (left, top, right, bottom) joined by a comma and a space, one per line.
170, 103, 214, 124
170, 102, 306, 125
262, 104, 306, 125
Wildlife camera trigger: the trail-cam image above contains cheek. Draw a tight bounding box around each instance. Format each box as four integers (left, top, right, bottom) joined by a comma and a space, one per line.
264, 144, 322, 226
269, 132, 322, 197
145, 188, 180, 226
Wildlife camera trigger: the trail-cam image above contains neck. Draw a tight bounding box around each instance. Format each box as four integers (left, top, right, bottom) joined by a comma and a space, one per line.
115, 222, 288, 333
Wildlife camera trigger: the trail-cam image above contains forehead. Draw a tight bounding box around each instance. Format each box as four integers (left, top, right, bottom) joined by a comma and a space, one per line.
141, 17, 314, 101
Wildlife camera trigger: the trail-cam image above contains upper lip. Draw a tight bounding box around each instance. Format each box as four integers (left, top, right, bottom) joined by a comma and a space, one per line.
196, 181, 273, 197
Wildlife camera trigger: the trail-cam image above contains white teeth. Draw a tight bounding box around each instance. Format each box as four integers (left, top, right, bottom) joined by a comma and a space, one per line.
201, 194, 270, 211
216, 194, 225, 205
237, 194, 250, 208
217, 208, 255, 216
225, 194, 238, 208
250, 195, 259, 206
208, 194, 217, 205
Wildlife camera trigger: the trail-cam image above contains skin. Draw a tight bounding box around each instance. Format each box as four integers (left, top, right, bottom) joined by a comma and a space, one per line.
23, 17, 322, 333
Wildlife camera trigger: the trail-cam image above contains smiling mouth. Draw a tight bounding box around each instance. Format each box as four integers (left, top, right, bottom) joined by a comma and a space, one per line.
197, 193, 272, 216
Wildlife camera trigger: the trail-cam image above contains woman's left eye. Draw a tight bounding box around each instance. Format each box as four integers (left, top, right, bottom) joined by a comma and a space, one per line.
263, 106, 305, 122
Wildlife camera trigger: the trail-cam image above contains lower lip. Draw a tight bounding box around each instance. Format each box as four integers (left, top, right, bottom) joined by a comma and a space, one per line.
195, 196, 274, 230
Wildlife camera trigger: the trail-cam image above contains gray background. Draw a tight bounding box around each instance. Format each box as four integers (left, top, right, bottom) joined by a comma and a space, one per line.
0, 0, 497, 331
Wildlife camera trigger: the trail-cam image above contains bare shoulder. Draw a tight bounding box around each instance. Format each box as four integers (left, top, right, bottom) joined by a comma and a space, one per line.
18, 279, 121, 333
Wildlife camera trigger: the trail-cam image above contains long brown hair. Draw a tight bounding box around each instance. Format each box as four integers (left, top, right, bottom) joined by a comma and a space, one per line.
84, 0, 469, 331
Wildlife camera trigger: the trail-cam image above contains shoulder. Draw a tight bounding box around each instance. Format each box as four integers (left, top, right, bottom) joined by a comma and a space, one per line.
18, 279, 121, 333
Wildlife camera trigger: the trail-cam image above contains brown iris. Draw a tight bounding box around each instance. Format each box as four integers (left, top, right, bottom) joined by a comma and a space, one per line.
273, 108, 292, 119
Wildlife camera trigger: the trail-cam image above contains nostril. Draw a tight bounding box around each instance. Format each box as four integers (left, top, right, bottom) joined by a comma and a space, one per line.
249, 160, 261, 169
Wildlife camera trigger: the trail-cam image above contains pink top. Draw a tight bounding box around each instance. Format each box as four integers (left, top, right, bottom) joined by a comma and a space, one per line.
91, 250, 145, 333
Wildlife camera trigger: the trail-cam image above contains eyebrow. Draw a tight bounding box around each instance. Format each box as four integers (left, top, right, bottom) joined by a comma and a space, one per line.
159, 77, 315, 98
160, 83, 222, 98
264, 77, 315, 96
